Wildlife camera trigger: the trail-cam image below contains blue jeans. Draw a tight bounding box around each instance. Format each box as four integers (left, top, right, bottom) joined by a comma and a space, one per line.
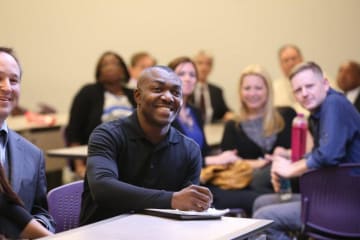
252, 194, 301, 240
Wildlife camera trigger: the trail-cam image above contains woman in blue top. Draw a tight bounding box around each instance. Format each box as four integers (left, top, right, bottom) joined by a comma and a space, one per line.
169, 57, 239, 166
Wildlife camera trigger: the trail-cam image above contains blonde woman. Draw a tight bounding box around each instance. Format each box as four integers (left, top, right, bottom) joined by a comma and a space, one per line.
217, 64, 297, 215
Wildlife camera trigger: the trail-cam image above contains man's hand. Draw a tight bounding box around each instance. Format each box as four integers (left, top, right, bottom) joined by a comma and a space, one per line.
171, 185, 213, 211
271, 170, 281, 193
270, 155, 293, 178
268, 155, 292, 192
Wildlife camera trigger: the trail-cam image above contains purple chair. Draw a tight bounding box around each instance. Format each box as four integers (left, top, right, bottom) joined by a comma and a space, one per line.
47, 180, 84, 233
300, 163, 360, 239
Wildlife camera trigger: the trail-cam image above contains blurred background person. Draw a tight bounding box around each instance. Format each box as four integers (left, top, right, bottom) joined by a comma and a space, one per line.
219, 64, 297, 215
273, 44, 306, 115
274, 44, 339, 116
66, 51, 136, 178
191, 50, 234, 124
127, 51, 156, 89
169, 56, 239, 167
336, 60, 360, 112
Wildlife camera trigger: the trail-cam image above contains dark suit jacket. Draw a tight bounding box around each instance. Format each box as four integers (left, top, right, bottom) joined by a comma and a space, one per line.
208, 83, 230, 122
0, 129, 55, 236
190, 83, 230, 123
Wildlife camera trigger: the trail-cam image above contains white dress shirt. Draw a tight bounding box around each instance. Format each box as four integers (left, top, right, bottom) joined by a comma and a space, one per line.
345, 86, 360, 104
194, 82, 213, 124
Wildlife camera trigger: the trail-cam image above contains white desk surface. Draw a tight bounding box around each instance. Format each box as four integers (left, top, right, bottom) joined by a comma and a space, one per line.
41, 214, 272, 240
47, 145, 88, 159
7, 113, 68, 132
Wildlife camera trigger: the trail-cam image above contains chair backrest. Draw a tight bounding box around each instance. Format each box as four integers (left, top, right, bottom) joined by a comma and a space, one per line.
300, 163, 360, 239
47, 180, 84, 233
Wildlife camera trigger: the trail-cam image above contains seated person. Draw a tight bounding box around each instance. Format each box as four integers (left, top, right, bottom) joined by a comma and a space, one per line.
273, 44, 305, 115
336, 60, 360, 112
252, 62, 360, 240
79, 66, 213, 225
127, 51, 156, 89
168, 56, 239, 166
66, 51, 136, 178
218, 65, 296, 215
191, 50, 234, 123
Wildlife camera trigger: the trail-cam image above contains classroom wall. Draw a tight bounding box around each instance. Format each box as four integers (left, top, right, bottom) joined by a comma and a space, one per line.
1, 0, 360, 114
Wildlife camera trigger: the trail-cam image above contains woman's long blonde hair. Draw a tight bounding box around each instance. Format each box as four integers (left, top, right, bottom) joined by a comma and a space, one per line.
237, 64, 284, 137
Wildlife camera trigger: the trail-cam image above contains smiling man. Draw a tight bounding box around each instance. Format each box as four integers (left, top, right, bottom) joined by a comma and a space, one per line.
252, 62, 360, 240
80, 66, 213, 225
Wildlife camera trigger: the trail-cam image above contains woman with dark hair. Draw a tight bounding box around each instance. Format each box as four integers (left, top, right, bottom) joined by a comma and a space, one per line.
0, 165, 52, 239
66, 51, 136, 178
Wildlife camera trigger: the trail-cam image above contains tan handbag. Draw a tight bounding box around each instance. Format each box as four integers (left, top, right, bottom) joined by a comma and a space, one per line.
200, 160, 253, 190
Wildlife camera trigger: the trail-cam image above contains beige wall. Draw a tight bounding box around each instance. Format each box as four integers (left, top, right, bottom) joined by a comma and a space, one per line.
1, 0, 360, 114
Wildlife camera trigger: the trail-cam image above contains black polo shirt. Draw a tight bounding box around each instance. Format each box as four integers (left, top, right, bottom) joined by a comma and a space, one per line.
80, 112, 202, 225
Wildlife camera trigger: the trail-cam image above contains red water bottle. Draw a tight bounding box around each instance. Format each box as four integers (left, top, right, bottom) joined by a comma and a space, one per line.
279, 113, 308, 201
291, 113, 307, 162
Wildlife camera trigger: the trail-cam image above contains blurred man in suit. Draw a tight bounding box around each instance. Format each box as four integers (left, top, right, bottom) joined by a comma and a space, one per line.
274, 44, 339, 116
127, 51, 156, 89
273, 44, 306, 115
337, 60, 360, 112
192, 50, 233, 123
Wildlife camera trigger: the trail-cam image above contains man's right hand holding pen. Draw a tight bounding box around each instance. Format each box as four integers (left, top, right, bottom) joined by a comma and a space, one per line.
171, 185, 213, 212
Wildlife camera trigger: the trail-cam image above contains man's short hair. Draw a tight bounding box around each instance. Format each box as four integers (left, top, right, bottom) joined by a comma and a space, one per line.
0, 47, 22, 78
137, 66, 181, 89
289, 61, 323, 80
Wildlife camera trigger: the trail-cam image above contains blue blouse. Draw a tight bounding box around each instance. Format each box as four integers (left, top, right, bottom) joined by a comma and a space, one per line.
177, 108, 205, 151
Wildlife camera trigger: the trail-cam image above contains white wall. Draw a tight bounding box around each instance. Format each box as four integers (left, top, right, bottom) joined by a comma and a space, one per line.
1, 0, 360, 114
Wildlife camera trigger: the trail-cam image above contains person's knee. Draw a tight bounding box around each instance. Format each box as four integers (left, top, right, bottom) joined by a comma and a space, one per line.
252, 194, 279, 215
253, 205, 273, 220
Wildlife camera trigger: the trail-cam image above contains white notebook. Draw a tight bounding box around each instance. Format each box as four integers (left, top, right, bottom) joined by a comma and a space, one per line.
141, 208, 230, 220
